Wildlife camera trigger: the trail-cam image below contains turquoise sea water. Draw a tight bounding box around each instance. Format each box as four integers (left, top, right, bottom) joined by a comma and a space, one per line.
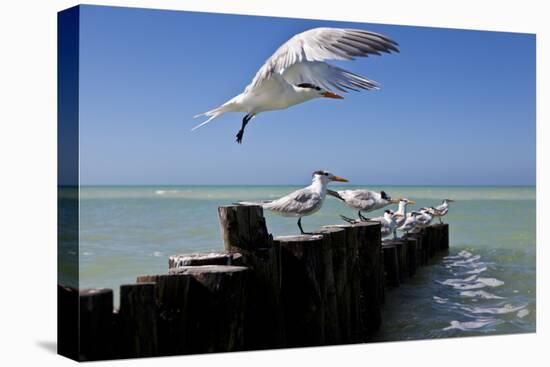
60, 185, 536, 341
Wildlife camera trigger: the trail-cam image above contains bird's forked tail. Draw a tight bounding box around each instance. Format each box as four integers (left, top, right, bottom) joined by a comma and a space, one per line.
191, 99, 239, 131
233, 200, 273, 207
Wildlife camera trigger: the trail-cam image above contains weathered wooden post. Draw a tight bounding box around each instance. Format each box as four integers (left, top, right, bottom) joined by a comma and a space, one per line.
172, 265, 249, 353
382, 242, 400, 287
439, 223, 450, 250
118, 283, 158, 358
138, 273, 190, 356
79, 288, 114, 361
218, 205, 285, 349
137, 266, 248, 355
324, 224, 362, 342
395, 239, 409, 281
354, 221, 383, 335
428, 223, 449, 251
275, 234, 326, 347
405, 236, 419, 277
169, 251, 243, 269
379, 244, 386, 304
313, 227, 345, 344
218, 205, 270, 251
414, 230, 428, 265
424, 226, 439, 258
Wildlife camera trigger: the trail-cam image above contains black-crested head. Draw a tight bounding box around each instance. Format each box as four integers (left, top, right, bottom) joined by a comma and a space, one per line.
312, 170, 348, 183
312, 170, 330, 177
381, 190, 390, 200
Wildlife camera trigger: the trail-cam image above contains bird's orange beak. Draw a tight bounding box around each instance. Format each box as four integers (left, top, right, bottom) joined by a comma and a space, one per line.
322, 91, 344, 99
331, 175, 349, 182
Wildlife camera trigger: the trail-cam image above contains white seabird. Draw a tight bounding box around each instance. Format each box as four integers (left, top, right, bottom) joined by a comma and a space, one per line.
410, 207, 434, 233
371, 209, 398, 239
192, 27, 399, 143
392, 198, 416, 227
327, 188, 399, 221
397, 211, 422, 236
390, 198, 416, 238
238, 170, 348, 234
426, 199, 455, 223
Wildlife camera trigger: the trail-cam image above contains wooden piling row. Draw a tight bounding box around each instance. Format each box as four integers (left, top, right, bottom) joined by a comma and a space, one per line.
58, 206, 449, 361
380, 224, 450, 290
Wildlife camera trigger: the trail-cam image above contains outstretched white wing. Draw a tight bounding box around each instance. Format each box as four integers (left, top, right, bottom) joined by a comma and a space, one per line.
246, 27, 399, 92
282, 61, 380, 92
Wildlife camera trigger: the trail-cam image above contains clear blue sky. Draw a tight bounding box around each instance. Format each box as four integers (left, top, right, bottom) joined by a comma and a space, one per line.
78, 5, 536, 186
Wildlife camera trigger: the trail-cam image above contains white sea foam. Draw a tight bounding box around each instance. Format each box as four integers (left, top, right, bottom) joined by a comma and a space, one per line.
445, 256, 482, 267
517, 309, 530, 318
438, 276, 504, 290
477, 277, 505, 287
445, 250, 473, 260
459, 290, 505, 299
443, 319, 500, 331
465, 266, 487, 275
462, 303, 526, 315
433, 296, 449, 304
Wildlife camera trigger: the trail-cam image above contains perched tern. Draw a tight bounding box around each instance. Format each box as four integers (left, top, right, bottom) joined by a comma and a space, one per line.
371, 209, 398, 239
410, 207, 434, 233
409, 208, 433, 233
391, 198, 416, 238
426, 199, 455, 223
392, 198, 416, 227
192, 27, 399, 143
238, 170, 348, 234
397, 211, 422, 236
328, 188, 399, 221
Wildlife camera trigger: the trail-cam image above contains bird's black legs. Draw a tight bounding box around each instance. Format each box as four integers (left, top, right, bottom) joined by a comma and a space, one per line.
340, 214, 358, 224
297, 217, 305, 234
297, 217, 313, 235
236, 114, 252, 144
439, 217, 443, 224
358, 211, 369, 221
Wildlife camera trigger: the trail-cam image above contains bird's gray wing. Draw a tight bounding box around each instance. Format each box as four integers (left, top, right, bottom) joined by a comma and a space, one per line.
340, 189, 376, 209
264, 188, 318, 214
349, 190, 376, 201
281, 61, 380, 92
246, 28, 398, 91
435, 204, 446, 212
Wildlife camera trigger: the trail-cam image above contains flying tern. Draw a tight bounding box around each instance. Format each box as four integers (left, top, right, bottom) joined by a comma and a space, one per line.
192, 27, 399, 143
